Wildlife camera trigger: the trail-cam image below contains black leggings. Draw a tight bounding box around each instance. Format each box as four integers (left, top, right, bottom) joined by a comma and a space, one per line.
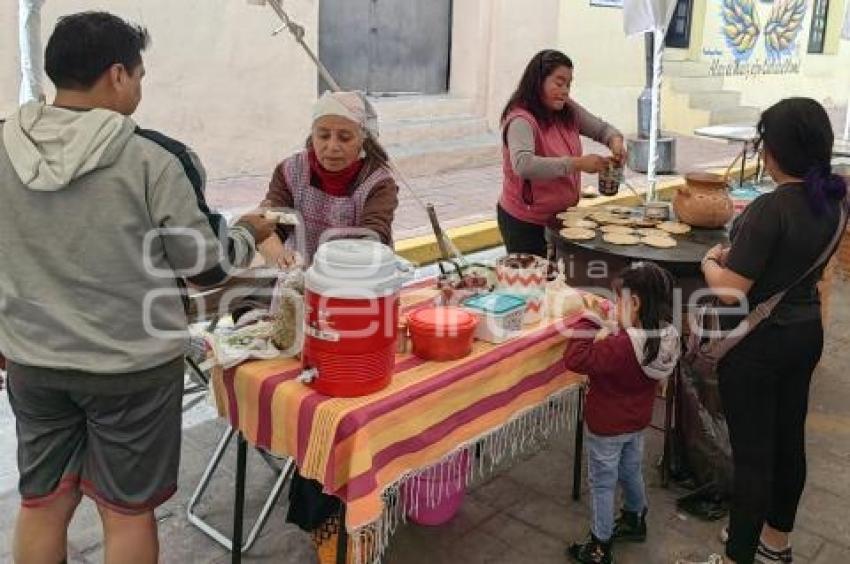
718, 319, 823, 564
496, 205, 548, 257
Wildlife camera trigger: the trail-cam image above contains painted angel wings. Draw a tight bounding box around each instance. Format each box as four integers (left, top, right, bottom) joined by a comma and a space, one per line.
764, 0, 806, 58
721, 0, 807, 61
722, 0, 760, 59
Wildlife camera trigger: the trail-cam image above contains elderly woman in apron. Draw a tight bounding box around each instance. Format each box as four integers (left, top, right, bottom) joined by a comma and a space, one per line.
256, 91, 399, 540
259, 91, 399, 266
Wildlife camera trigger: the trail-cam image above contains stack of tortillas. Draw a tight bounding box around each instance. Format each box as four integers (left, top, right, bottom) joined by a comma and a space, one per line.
562, 218, 598, 230
600, 225, 635, 235
556, 209, 589, 221
658, 221, 692, 235
631, 218, 660, 229
635, 228, 668, 238
555, 208, 692, 248
560, 227, 596, 241
603, 232, 640, 245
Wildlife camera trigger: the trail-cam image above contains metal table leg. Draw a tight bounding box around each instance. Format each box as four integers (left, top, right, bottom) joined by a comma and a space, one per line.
572, 386, 585, 501
336, 504, 348, 564
232, 433, 247, 564
739, 141, 749, 187
188, 427, 293, 556
661, 365, 678, 488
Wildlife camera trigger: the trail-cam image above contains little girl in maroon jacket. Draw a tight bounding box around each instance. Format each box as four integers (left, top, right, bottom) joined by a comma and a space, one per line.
565, 262, 681, 564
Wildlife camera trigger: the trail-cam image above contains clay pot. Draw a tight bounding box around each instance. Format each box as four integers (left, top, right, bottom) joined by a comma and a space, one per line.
672, 172, 734, 228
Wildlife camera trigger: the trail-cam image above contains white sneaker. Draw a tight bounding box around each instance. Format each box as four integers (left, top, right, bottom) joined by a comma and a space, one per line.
756, 540, 793, 563
675, 554, 725, 564
719, 526, 792, 563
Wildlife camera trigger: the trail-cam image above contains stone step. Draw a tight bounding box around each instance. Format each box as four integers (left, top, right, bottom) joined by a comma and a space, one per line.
371, 95, 477, 121
663, 60, 712, 78
388, 133, 502, 177
668, 75, 725, 94
688, 90, 742, 111
709, 106, 762, 126
380, 114, 491, 146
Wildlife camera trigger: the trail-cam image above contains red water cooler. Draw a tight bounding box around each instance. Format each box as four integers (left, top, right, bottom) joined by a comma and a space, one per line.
301, 240, 414, 397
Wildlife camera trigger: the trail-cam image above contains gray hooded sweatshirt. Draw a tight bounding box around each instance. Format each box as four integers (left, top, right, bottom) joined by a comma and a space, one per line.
0, 102, 255, 374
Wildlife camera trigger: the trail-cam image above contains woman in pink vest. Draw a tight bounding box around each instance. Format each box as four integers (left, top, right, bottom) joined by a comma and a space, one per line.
259, 91, 399, 266
499, 49, 625, 257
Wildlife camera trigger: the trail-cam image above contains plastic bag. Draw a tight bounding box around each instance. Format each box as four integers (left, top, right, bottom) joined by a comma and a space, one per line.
268, 269, 305, 354
673, 357, 734, 498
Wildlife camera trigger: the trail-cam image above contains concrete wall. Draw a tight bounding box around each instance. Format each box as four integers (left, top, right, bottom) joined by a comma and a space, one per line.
449, 0, 492, 105
481, 0, 562, 129
449, 0, 570, 129
557, 0, 645, 137
0, 0, 318, 181
1, 2, 21, 117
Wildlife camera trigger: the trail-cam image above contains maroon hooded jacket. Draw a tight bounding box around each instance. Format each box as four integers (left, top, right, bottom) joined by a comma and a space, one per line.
564, 315, 680, 436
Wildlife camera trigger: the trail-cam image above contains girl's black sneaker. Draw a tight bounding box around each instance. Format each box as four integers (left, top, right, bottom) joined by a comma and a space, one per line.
612, 507, 647, 543
567, 533, 614, 564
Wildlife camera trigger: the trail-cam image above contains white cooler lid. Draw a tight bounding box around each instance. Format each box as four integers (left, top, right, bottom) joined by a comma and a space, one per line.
307, 240, 406, 298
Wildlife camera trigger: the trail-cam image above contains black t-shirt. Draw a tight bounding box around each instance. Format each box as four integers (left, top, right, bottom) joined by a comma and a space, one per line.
725, 183, 842, 325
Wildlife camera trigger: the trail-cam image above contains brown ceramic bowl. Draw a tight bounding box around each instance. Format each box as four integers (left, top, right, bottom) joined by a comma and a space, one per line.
684, 172, 728, 191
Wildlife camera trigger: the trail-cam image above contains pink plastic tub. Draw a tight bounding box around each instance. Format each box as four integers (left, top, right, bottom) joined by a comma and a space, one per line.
403, 452, 470, 526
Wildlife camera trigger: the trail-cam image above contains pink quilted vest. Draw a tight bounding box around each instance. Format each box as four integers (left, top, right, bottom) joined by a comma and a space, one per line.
499, 107, 582, 225
282, 151, 393, 263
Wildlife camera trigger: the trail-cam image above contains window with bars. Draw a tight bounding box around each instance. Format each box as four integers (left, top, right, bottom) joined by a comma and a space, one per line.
808, 0, 830, 53
665, 0, 693, 48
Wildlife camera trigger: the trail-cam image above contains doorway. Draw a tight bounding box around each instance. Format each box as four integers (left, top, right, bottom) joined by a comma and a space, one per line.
318, 0, 453, 95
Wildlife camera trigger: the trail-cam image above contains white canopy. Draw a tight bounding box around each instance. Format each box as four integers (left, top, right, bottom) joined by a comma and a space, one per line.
19, 0, 46, 104
623, 0, 677, 36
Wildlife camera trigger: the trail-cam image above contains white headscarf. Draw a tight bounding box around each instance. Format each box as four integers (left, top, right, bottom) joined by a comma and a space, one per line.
312, 91, 380, 139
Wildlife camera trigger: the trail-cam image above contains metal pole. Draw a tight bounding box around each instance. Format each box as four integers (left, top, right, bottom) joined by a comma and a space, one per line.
646, 28, 664, 202
263, 0, 342, 92
637, 33, 654, 139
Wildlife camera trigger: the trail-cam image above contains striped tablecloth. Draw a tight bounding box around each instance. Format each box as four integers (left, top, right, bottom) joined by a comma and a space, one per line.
211, 281, 583, 563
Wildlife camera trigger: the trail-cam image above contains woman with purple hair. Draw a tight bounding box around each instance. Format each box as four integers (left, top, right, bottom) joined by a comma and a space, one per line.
683, 98, 848, 564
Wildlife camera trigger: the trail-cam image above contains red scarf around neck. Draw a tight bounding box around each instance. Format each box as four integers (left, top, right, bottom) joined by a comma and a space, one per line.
308, 149, 364, 197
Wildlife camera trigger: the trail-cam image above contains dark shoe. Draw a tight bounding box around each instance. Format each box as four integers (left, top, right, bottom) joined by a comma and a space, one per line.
566, 533, 614, 564
612, 507, 647, 543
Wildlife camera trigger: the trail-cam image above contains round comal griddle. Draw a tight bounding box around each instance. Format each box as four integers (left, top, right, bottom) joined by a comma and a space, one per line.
547, 219, 729, 300
550, 224, 729, 266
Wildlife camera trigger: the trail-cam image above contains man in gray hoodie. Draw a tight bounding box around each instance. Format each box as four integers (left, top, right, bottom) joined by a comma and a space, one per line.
0, 12, 275, 564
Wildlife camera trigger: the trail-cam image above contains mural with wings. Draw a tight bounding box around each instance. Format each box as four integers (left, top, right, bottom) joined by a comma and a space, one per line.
721, 0, 807, 61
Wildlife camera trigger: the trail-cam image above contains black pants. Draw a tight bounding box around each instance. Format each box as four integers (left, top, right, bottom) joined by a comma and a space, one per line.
496, 204, 547, 258
718, 319, 823, 564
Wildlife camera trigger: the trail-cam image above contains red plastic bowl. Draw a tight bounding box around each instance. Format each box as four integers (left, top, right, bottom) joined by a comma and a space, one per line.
408, 307, 478, 361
